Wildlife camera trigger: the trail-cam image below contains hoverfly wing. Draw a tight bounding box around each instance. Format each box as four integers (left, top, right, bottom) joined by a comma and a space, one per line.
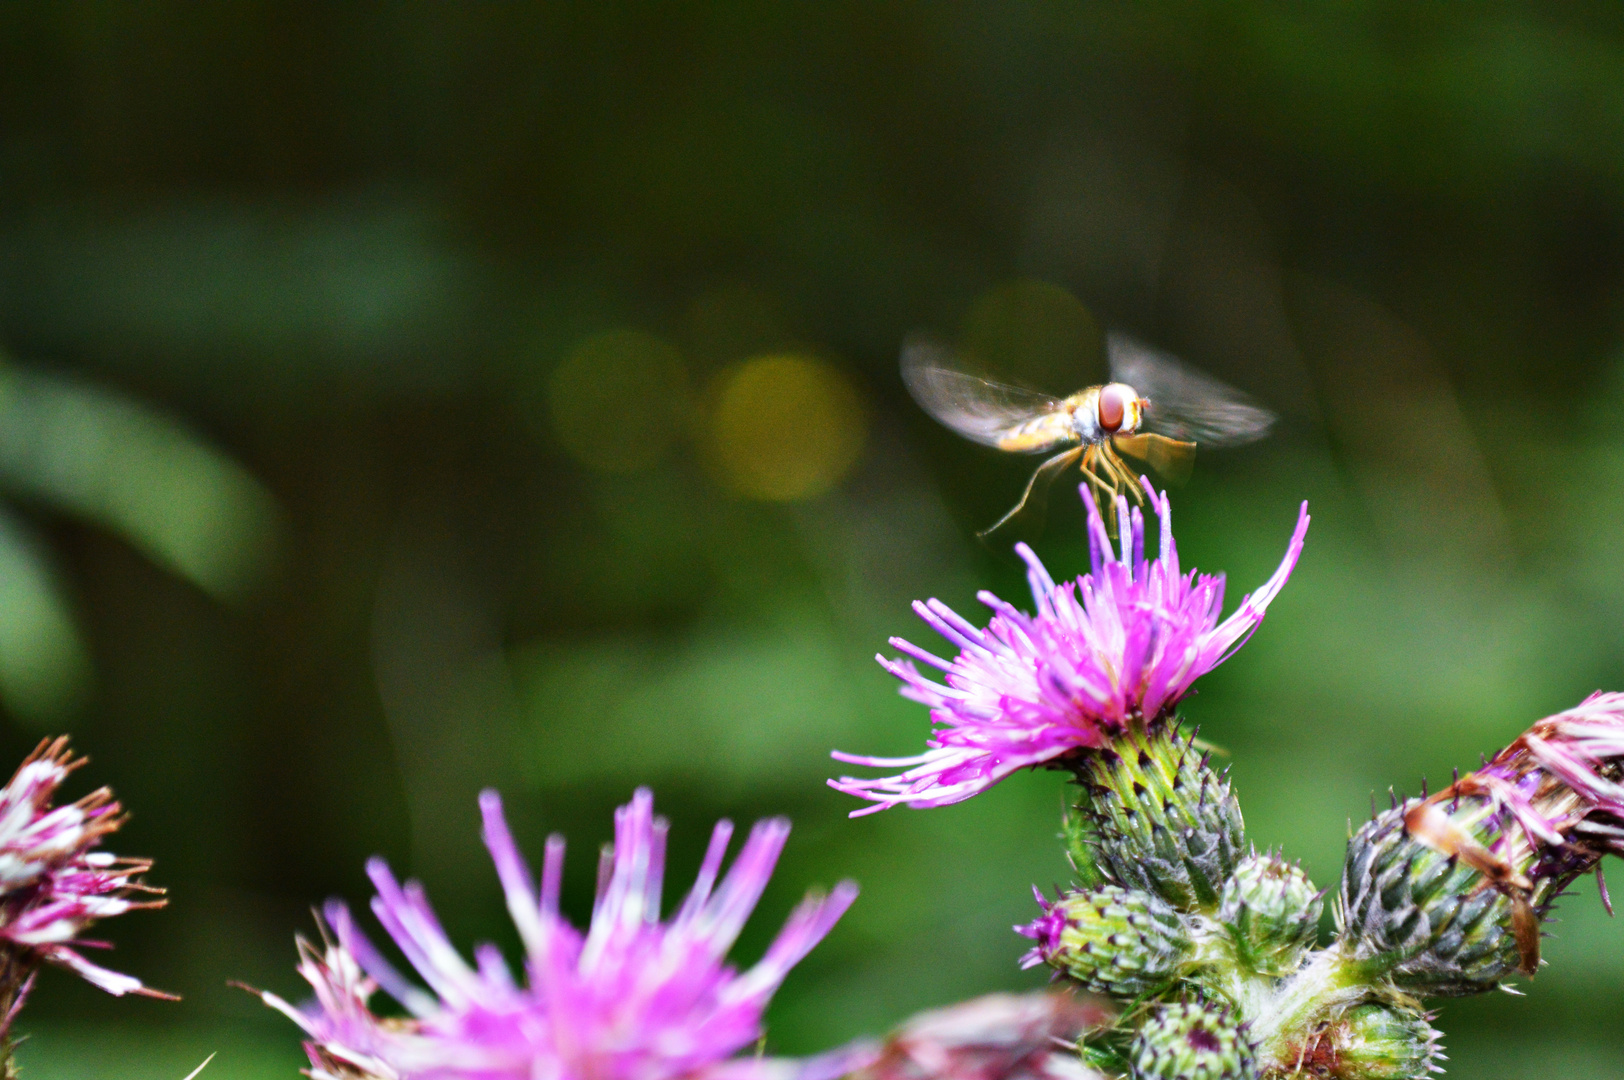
901, 334, 1064, 450
1107, 332, 1276, 448
1111, 432, 1196, 486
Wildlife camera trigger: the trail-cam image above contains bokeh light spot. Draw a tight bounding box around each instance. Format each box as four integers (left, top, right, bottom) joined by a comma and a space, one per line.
548, 329, 690, 473
708, 354, 866, 501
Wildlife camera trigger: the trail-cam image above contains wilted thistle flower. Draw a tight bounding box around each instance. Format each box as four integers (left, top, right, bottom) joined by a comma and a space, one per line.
841, 989, 1111, 1080
0, 736, 167, 1024
829, 483, 1308, 815
256, 787, 857, 1080
1339, 691, 1624, 996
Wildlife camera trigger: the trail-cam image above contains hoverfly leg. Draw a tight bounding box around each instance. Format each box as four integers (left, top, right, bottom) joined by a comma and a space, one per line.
1077, 446, 1117, 500
1089, 441, 1152, 534
1112, 433, 1197, 486
1077, 445, 1122, 532
1097, 441, 1150, 506
977, 446, 1085, 542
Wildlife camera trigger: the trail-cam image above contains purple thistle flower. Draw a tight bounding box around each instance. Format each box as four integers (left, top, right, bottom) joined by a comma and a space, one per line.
0, 737, 168, 1006
1014, 890, 1071, 972
257, 788, 858, 1080
830, 483, 1309, 815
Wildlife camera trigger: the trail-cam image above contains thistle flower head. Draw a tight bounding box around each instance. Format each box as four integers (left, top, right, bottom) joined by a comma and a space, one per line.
1065, 724, 1244, 911
1217, 853, 1322, 976
259, 788, 857, 1080
1130, 999, 1256, 1080
0, 737, 166, 1001
1015, 884, 1192, 998
1339, 691, 1624, 994
1318, 1004, 1444, 1080
830, 483, 1309, 815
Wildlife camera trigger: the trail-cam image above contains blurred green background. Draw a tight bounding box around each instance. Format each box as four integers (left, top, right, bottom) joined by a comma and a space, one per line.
2, 3, 1624, 1076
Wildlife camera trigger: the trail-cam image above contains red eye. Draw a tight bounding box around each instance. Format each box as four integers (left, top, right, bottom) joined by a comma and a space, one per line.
1098, 385, 1127, 432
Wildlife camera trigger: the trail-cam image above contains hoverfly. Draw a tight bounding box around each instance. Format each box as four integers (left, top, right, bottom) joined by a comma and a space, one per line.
901, 332, 1276, 536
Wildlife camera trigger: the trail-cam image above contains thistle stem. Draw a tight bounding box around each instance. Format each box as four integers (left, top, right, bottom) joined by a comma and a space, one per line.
1241, 946, 1369, 1073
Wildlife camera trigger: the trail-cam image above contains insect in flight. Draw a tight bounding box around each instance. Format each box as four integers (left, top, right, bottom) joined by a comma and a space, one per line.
901, 331, 1276, 537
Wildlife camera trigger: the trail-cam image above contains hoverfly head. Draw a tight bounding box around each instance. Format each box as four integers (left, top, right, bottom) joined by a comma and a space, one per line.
1097, 383, 1145, 435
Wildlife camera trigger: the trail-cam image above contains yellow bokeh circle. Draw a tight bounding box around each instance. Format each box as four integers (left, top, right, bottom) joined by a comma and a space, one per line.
548, 329, 689, 473
708, 354, 866, 501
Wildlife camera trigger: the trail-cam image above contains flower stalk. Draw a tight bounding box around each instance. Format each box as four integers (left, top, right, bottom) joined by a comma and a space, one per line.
0, 952, 31, 1080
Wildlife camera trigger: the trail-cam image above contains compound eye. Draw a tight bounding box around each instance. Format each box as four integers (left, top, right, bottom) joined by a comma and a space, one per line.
1097, 385, 1127, 432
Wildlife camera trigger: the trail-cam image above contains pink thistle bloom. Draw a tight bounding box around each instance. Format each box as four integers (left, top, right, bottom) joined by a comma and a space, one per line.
830, 483, 1309, 816
257, 788, 858, 1080
0, 737, 168, 1006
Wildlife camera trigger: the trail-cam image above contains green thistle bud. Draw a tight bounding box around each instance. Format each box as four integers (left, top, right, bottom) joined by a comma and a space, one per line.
1337, 802, 1524, 995
1019, 884, 1193, 998
1068, 722, 1244, 912
1130, 999, 1257, 1080
1218, 853, 1323, 976
1322, 1003, 1444, 1080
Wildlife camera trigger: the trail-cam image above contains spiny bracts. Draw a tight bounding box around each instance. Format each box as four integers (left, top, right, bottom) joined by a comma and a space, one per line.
1018, 883, 1193, 998
1338, 801, 1529, 996
1130, 998, 1257, 1080
1218, 853, 1323, 977
1066, 722, 1245, 912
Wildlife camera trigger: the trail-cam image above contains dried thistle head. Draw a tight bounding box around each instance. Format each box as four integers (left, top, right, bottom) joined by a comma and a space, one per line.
0, 737, 168, 1005
844, 990, 1112, 1080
